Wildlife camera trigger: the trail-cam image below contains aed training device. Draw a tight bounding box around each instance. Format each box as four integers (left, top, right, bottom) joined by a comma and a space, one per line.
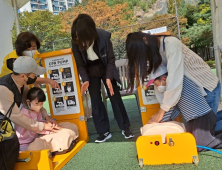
136, 77, 199, 168
136, 133, 199, 168
14, 49, 89, 170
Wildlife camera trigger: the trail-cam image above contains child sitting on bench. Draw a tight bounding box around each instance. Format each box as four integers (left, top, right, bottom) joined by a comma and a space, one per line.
146, 65, 222, 152
15, 87, 79, 152
15, 87, 60, 151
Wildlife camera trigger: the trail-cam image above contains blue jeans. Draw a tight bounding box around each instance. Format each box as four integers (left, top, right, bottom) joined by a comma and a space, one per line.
216, 110, 222, 131
204, 82, 222, 131
216, 119, 222, 131
204, 82, 221, 115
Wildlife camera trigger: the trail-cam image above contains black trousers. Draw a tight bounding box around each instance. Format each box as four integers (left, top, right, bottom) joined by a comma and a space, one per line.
88, 74, 130, 134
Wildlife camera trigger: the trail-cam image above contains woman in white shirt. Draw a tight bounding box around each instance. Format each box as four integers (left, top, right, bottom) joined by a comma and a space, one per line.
126, 32, 221, 123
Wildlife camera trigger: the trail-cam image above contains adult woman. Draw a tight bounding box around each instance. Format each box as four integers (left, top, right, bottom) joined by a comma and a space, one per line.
126, 32, 220, 123
0, 32, 59, 88
71, 14, 134, 143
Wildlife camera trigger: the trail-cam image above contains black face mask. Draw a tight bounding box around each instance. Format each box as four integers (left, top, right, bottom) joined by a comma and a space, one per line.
25, 75, 37, 85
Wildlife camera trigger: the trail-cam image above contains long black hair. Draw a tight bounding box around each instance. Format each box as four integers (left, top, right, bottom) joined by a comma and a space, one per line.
71, 14, 98, 50
126, 32, 162, 92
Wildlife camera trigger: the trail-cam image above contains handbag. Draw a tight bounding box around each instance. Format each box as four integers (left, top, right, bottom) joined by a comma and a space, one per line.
0, 101, 20, 170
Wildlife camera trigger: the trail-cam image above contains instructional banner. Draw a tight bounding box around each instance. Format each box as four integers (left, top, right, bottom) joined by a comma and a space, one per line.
45, 54, 80, 115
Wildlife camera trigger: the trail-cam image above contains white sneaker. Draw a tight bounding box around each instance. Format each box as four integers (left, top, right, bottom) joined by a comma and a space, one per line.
95, 132, 112, 143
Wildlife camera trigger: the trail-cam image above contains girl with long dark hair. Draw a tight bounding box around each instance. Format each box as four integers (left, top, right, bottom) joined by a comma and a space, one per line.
126, 32, 220, 123
71, 14, 134, 143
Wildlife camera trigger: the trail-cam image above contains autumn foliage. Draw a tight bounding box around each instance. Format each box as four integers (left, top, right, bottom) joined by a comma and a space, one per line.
61, 0, 133, 33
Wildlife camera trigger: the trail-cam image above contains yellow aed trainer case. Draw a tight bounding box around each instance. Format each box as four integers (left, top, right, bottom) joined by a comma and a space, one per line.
136, 133, 199, 168
136, 78, 198, 168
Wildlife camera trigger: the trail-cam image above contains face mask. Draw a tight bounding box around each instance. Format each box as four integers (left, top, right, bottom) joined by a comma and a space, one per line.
23, 50, 37, 58
25, 75, 37, 85
157, 81, 166, 93
30, 103, 42, 112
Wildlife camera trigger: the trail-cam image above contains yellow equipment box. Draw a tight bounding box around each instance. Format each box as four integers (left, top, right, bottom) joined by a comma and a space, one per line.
136, 133, 199, 168
136, 78, 198, 168
14, 49, 89, 170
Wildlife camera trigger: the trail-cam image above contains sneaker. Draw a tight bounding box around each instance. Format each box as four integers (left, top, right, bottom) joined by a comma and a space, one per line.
122, 129, 134, 139
95, 132, 112, 143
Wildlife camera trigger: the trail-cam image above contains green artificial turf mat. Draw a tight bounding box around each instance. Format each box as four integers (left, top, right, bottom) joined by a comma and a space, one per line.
62, 96, 222, 170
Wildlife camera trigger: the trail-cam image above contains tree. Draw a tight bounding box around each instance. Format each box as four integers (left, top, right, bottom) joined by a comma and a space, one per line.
12, 10, 70, 53
107, 0, 157, 12
61, 0, 134, 59
61, 0, 133, 32
167, 0, 184, 15
184, 4, 198, 26
181, 1, 212, 47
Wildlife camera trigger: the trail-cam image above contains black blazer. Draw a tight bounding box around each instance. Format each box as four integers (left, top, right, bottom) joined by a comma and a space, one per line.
72, 28, 121, 84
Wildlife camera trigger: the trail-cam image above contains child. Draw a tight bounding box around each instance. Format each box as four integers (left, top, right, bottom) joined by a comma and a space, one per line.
15, 87, 58, 151
145, 65, 222, 152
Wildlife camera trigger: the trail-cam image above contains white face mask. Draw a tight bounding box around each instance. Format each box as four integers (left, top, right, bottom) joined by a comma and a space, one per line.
30, 103, 42, 112
23, 50, 37, 58
157, 81, 166, 93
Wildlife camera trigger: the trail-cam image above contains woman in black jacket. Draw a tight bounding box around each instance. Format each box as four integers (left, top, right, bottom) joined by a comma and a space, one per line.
71, 14, 134, 143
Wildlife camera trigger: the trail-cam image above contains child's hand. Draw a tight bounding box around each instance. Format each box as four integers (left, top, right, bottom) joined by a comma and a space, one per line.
50, 125, 62, 134
45, 116, 58, 128
43, 122, 54, 131
50, 127, 61, 133
43, 122, 61, 131
54, 124, 62, 130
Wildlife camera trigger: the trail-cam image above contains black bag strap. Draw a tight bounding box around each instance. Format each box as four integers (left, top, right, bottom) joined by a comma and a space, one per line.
3, 102, 15, 134
5, 101, 15, 119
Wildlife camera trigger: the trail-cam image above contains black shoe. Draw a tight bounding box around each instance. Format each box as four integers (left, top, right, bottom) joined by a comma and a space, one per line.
95, 132, 112, 143
122, 129, 134, 139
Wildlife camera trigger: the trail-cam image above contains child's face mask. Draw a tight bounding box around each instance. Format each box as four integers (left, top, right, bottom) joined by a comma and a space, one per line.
30, 103, 42, 112
28, 101, 43, 112
157, 81, 166, 93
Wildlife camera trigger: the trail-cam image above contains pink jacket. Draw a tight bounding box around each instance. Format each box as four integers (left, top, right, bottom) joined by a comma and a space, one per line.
15, 107, 50, 151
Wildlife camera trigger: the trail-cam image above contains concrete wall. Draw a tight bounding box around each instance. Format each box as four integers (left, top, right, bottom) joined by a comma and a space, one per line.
0, 0, 15, 69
